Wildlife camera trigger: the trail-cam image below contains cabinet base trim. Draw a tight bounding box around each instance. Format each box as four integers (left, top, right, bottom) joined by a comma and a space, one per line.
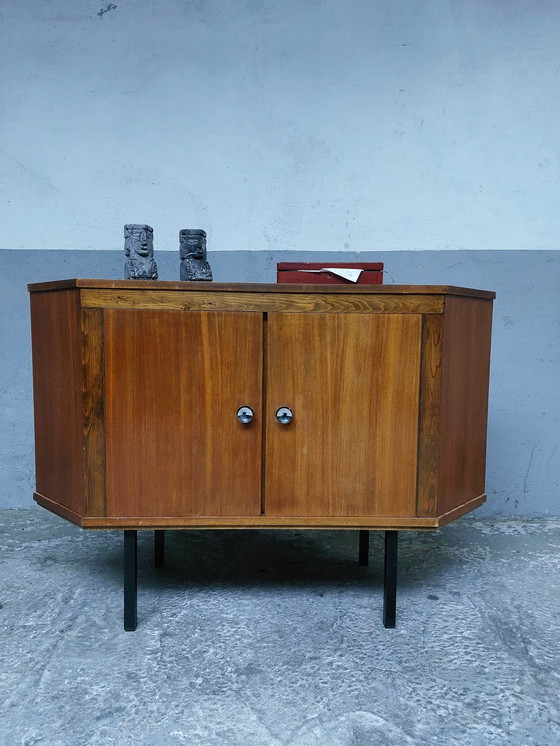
34, 493, 486, 530
34, 493, 85, 527
435, 494, 487, 526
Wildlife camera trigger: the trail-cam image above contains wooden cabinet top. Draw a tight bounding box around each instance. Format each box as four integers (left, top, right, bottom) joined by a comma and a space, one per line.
28, 279, 495, 300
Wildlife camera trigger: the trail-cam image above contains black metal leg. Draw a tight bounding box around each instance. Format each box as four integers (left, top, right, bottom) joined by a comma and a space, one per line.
124, 530, 137, 631
154, 530, 165, 568
383, 530, 398, 628
358, 530, 369, 566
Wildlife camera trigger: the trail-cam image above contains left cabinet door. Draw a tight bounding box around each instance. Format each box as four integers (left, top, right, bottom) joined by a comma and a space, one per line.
104, 309, 263, 518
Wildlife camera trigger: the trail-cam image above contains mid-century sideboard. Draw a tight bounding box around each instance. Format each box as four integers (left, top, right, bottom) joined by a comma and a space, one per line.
28, 280, 494, 630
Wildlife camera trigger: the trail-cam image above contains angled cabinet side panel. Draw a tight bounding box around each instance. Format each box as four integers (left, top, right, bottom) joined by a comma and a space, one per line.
437, 296, 494, 515
30, 289, 85, 515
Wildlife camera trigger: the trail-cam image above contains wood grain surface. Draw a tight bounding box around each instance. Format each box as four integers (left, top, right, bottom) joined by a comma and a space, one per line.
416, 314, 444, 516
81, 308, 106, 516
30, 290, 84, 514
264, 313, 422, 516
82, 289, 444, 315
104, 309, 263, 517
28, 279, 496, 300
438, 297, 494, 513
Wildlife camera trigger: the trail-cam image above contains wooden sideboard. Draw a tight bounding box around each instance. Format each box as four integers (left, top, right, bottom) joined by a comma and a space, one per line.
28, 280, 495, 630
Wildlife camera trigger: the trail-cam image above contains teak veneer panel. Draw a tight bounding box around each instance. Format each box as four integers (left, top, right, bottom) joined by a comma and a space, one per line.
264, 313, 421, 516
30, 290, 84, 515
416, 314, 444, 517
437, 297, 493, 514
81, 308, 106, 516
104, 309, 263, 518
29, 279, 495, 300
81, 289, 443, 315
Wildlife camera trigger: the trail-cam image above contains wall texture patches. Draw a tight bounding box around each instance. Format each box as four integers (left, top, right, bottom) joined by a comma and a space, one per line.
1, 248, 558, 517
1, 0, 560, 251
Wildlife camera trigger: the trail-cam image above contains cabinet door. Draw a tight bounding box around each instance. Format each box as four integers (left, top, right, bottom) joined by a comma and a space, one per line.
265, 313, 421, 517
104, 309, 262, 517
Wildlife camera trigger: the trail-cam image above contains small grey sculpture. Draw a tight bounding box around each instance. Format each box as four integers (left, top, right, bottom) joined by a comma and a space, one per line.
180, 229, 213, 281
124, 224, 158, 280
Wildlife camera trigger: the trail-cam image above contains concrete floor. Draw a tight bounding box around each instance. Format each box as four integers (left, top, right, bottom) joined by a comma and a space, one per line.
0, 510, 559, 746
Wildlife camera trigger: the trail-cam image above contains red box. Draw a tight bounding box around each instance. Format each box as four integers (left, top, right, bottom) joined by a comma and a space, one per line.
277, 262, 384, 285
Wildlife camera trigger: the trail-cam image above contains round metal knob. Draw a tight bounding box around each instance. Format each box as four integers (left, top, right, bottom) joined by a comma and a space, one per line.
237, 406, 254, 424
275, 407, 293, 425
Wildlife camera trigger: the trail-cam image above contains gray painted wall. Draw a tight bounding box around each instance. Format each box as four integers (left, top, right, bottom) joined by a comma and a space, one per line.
2, 0, 560, 251
2, 248, 558, 517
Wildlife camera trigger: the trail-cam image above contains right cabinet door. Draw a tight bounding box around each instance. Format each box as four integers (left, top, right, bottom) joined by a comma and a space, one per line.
264, 312, 422, 517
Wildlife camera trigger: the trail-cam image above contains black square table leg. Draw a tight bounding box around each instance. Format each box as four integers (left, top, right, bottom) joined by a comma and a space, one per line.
154, 530, 165, 568
358, 529, 369, 566
383, 530, 398, 628
124, 530, 137, 631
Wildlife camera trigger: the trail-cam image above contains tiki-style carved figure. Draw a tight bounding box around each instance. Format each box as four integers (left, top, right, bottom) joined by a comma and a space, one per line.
124, 224, 158, 280
179, 229, 213, 281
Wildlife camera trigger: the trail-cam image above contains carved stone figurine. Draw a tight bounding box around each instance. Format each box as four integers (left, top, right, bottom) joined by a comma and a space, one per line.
179, 229, 213, 281
124, 224, 158, 280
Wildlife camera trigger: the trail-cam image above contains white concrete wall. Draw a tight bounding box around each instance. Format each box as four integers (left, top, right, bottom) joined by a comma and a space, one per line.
2, 0, 560, 251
